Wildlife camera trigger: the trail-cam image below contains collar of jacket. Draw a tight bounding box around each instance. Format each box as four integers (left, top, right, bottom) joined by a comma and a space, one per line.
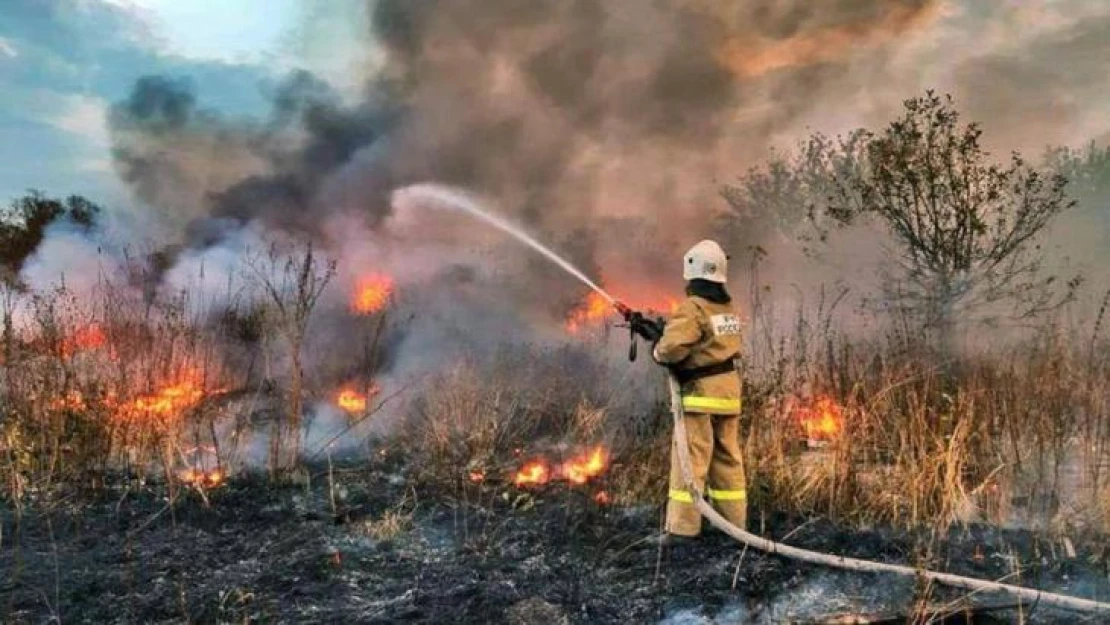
685, 279, 731, 304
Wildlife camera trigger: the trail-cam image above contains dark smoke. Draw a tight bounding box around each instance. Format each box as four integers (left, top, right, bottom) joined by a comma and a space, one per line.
107, 0, 941, 279
110, 71, 399, 246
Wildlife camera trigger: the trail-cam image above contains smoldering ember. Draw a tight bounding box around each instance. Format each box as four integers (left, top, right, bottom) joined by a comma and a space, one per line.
2, 2, 1110, 624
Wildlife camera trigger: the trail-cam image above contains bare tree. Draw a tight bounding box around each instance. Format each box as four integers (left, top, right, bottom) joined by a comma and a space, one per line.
799, 92, 1078, 336
245, 239, 336, 474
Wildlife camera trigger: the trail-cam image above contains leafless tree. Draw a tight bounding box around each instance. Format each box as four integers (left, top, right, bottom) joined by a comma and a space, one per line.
245, 239, 336, 474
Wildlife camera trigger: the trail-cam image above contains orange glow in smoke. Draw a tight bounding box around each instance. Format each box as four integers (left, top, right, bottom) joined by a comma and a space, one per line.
712, 3, 941, 78
351, 274, 394, 314
797, 396, 844, 441
565, 288, 678, 333
561, 446, 608, 485
514, 461, 551, 486
565, 292, 612, 333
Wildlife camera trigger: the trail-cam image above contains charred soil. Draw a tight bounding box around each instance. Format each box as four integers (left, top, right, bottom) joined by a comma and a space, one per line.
2, 459, 1108, 624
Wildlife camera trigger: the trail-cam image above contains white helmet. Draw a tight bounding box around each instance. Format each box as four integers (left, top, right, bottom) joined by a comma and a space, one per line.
683, 239, 728, 284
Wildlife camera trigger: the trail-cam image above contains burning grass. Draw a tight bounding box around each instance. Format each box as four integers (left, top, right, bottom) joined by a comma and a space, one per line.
4, 269, 1109, 544
512, 446, 609, 487
3, 252, 1110, 624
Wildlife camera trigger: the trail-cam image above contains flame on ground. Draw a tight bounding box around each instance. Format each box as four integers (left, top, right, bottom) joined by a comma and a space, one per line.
514, 461, 551, 486
561, 446, 608, 485
797, 396, 844, 441
178, 467, 225, 488
512, 445, 610, 487
351, 274, 394, 314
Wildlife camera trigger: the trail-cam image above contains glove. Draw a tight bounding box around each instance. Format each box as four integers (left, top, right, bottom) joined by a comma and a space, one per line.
627, 311, 664, 343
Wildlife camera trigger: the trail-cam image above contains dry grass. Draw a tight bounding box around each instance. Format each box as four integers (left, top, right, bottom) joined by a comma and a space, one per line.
2, 256, 1109, 543
394, 291, 1110, 538
356, 505, 415, 541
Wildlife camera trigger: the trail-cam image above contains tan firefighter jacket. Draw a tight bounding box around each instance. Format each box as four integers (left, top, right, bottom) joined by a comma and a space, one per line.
653, 295, 742, 415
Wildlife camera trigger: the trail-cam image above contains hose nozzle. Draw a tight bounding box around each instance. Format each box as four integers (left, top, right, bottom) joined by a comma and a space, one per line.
614, 301, 633, 320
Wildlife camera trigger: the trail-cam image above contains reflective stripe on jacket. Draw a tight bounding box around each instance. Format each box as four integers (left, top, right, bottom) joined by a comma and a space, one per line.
653, 295, 743, 415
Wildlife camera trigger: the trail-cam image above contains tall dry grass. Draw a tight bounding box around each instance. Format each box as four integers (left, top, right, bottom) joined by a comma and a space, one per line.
1, 248, 1108, 543
395, 285, 1110, 539
0, 277, 230, 504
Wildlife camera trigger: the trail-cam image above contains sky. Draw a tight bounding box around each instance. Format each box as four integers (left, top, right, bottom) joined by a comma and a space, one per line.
0, 0, 367, 207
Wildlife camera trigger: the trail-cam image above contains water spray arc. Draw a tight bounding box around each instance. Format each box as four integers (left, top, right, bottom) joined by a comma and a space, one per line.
392, 184, 618, 307
390, 181, 1110, 615
391, 183, 662, 359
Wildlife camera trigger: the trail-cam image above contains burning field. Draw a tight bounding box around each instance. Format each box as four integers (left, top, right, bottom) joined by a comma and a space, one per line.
4, 300, 1110, 623
5, 0, 1110, 623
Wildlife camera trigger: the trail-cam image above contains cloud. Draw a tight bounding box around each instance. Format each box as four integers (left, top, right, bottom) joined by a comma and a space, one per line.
0, 37, 17, 59
47, 94, 109, 145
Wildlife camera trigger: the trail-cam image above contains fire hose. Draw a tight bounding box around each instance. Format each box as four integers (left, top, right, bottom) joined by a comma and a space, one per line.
662, 371, 1110, 616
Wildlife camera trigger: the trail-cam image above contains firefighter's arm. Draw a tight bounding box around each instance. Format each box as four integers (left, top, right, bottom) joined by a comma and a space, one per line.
652, 300, 703, 364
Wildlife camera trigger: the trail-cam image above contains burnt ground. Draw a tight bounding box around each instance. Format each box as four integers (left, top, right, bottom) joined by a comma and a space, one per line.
3, 460, 1110, 624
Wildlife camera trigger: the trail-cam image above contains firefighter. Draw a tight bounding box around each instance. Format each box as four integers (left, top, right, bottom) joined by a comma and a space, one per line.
628, 239, 746, 541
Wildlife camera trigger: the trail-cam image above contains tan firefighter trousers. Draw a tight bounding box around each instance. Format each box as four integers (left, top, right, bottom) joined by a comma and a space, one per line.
666, 412, 747, 536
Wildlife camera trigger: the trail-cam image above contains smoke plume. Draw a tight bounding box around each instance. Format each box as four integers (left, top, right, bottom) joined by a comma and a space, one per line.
105, 0, 947, 266
13, 0, 1102, 385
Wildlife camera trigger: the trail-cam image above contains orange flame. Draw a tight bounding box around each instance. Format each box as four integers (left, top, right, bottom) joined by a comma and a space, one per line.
797, 396, 844, 441
336, 385, 380, 413
337, 389, 368, 413
561, 446, 608, 485
179, 467, 225, 488
565, 292, 612, 333
565, 288, 678, 334
468, 470, 485, 483
594, 490, 611, 505
512, 446, 611, 487
48, 390, 88, 411
60, 324, 107, 357
117, 370, 221, 421
351, 274, 394, 314
513, 461, 551, 486
129, 378, 204, 417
